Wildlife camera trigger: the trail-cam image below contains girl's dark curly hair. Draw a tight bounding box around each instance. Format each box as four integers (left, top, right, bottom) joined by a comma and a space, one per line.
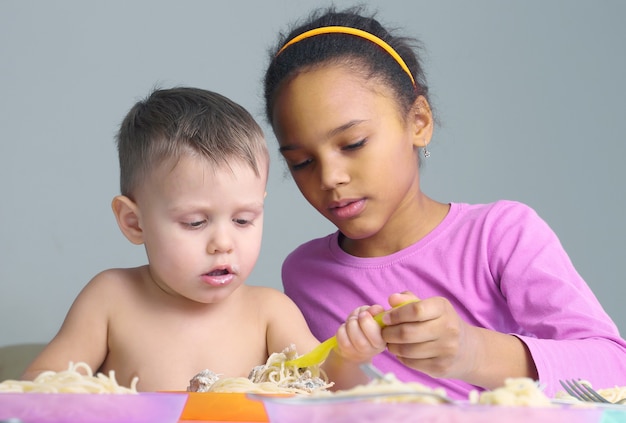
264, 5, 430, 125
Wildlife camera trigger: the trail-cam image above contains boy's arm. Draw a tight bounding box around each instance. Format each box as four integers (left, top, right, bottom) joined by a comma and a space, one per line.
21, 273, 111, 380
265, 292, 380, 390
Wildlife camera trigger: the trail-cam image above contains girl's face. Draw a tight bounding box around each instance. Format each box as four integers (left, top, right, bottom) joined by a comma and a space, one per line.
133, 154, 267, 304
272, 64, 432, 253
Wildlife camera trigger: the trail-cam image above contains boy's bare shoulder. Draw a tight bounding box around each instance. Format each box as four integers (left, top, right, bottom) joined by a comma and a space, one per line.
79, 266, 148, 297
239, 285, 303, 318
241, 285, 293, 303
91, 266, 146, 280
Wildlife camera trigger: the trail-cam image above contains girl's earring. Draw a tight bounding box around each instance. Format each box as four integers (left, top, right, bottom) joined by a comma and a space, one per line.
423, 146, 431, 158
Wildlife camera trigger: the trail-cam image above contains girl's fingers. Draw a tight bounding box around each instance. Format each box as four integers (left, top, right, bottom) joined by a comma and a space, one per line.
383, 295, 447, 327
357, 311, 386, 349
347, 305, 370, 319
344, 314, 369, 350
348, 303, 386, 318
347, 312, 384, 349
388, 291, 419, 308
337, 311, 386, 361
382, 298, 455, 345
383, 319, 433, 345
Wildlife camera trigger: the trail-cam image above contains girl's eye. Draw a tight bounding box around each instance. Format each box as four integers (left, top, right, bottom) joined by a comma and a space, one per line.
343, 139, 366, 151
286, 140, 365, 171
233, 218, 252, 226
290, 158, 312, 171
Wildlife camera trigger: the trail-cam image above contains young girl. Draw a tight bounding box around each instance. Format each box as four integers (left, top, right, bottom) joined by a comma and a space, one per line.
263, 6, 626, 399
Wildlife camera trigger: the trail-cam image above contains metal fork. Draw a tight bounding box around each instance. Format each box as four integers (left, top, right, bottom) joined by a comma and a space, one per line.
559, 379, 626, 405
359, 363, 395, 383
359, 363, 457, 404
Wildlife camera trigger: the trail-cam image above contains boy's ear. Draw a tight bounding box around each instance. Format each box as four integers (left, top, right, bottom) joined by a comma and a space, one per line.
410, 95, 434, 149
111, 195, 144, 245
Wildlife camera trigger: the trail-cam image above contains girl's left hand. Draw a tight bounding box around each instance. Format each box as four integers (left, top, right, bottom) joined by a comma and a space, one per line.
381, 291, 478, 380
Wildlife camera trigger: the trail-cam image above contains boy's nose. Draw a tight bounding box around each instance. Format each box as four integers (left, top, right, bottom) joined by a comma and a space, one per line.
207, 227, 234, 254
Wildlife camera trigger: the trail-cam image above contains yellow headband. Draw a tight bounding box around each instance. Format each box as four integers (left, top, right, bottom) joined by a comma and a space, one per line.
276, 26, 416, 87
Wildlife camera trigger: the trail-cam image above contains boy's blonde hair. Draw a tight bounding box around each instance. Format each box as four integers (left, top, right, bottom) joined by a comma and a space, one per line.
116, 87, 268, 198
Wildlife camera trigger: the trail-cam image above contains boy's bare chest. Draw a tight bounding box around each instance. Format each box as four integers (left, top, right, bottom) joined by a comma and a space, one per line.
102, 302, 269, 391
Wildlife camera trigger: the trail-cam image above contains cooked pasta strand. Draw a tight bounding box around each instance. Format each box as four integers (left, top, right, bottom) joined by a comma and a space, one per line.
0, 362, 138, 394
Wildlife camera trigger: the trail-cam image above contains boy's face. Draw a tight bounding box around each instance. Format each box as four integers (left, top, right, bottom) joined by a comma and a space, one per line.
132, 153, 267, 304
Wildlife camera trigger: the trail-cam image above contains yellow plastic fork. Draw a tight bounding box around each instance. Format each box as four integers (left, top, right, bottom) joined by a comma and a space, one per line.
282, 300, 418, 368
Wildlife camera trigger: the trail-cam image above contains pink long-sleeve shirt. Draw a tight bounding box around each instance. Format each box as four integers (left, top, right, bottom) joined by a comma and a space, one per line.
283, 201, 626, 399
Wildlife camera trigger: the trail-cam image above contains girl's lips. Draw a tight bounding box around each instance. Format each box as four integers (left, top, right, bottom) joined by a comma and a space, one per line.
328, 198, 366, 219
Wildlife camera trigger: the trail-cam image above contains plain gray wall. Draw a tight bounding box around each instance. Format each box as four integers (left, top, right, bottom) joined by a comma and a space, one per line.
1, 0, 625, 347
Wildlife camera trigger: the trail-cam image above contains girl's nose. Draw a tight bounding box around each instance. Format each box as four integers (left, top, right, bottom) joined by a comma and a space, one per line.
319, 158, 349, 190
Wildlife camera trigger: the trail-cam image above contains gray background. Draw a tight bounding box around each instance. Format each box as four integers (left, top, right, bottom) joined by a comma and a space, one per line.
1, 0, 625, 347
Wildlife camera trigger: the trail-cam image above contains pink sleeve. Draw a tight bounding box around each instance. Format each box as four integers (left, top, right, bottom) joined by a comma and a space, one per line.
489, 202, 626, 396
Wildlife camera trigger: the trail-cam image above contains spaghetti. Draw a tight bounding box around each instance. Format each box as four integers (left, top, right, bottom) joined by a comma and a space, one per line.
470, 378, 552, 406
594, 385, 626, 403
187, 345, 333, 394
555, 380, 626, 404
187, 345, 571, 407
0, 362, 138, 394
313, 372, 450, 404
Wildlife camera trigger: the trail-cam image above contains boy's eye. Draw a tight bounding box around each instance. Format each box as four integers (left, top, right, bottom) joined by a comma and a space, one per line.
186, 220, 206, 228
233, 218, 254, 226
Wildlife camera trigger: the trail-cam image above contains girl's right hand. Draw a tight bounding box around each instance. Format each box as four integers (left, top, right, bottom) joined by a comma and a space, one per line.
335, 304, 387, 363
